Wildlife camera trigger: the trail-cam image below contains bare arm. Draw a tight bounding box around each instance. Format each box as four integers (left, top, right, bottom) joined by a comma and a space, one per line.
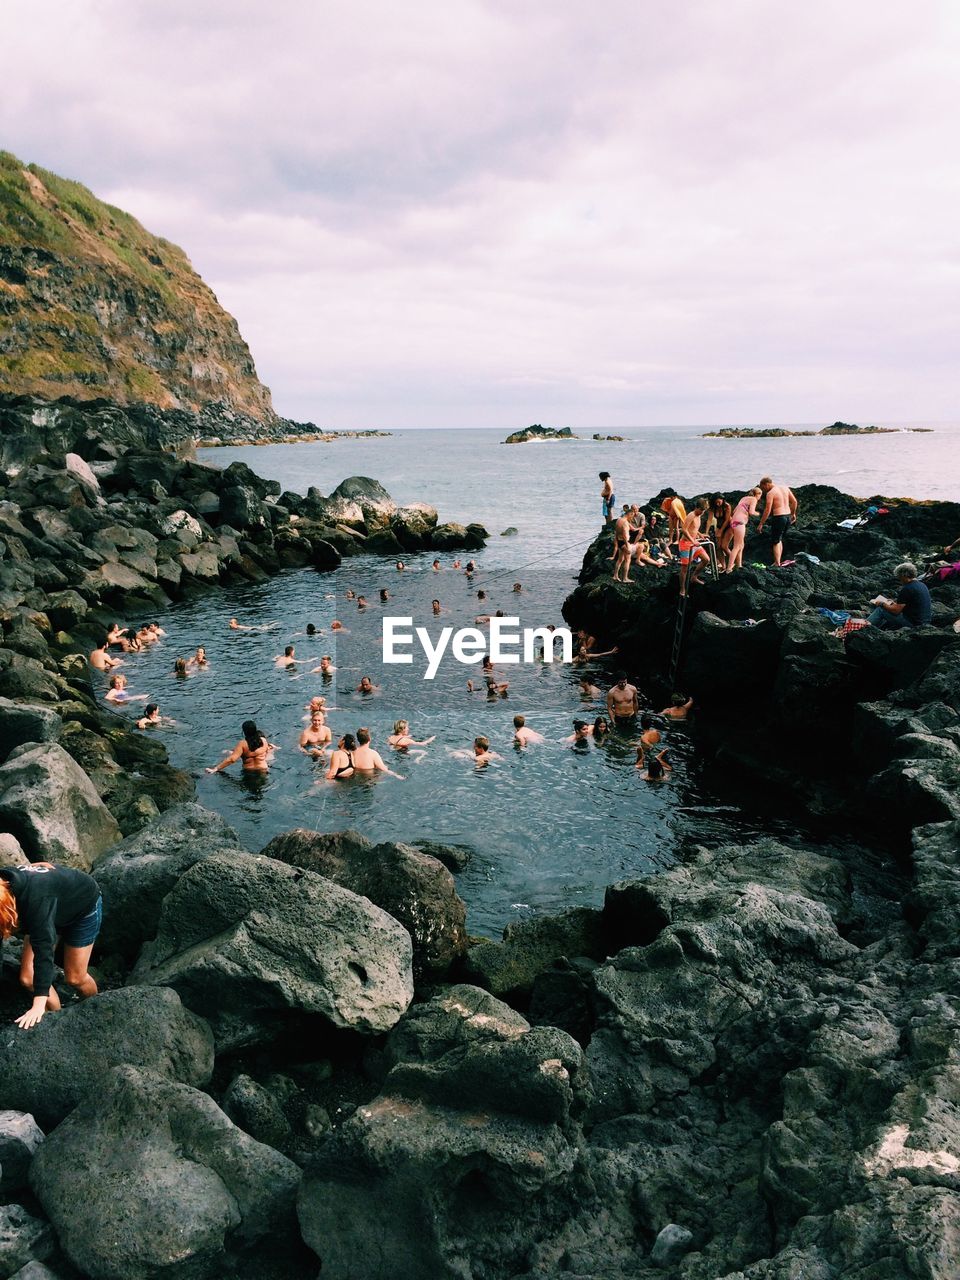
788, 489, 798, 521
758, 492, 774, 528
207, 742, 244, 773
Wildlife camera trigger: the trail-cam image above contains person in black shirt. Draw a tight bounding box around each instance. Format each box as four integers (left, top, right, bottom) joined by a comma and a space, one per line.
868, 562, 933, 630
0, 863, 102, 1030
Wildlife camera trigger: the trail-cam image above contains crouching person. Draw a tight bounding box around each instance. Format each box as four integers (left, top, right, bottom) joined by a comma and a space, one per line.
0, 862, 102, 1030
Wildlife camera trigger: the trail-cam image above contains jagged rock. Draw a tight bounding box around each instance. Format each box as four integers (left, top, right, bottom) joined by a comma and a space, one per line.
6, 1263, 65, 1280
95, 802, 242, 959
430, 521, 485, 551
0, 1206, 53, 1278
298, 985, 586, 1280
0, 1110, 44, 1194
0, 652, 59, 702
220, 485, 270, 530
64, 453, 101, 496
30, 1065, 300, 1280
222, 1074, 292, 1148
0, 986, 214, 1128
0, 832, 29, 866
0, 741, 120, 867
261, 828, 467, 977
463, 907, 606, 1003
160, 509, 203, 540
130, 850, 414, 1050
0, 698, 61, 763
650, 1223, 694, 1267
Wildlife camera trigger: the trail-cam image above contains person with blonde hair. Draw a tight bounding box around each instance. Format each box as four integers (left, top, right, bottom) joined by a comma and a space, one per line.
1, 863, 102, 1030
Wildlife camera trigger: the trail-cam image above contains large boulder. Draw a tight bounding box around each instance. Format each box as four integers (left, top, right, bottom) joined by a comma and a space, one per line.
94, 803, 243, 960
0, 698, 62, 763
0, 741, 120, 867
329, 477, 397, 530
298, 985, 586, 1280
261, 828, 467, 977
0, 986, 214, 1128
130, 850, 414, 1050
30, 1065, 300, 1280
0, 1110, 44, 1194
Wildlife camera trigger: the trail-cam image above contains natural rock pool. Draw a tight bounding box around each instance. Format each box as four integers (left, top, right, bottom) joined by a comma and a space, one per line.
97, 552, 876, 937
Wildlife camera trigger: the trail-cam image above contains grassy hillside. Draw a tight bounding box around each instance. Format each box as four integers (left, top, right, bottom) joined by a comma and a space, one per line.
0, 151, 276, 418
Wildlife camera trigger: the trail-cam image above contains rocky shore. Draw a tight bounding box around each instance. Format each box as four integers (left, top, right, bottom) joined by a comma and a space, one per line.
703, 421, 933, 438
2, 428, 960, 1277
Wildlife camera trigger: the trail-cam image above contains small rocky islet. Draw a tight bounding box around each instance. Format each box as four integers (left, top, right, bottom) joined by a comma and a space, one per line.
703, 420, 934, 438
2, 152, 960, 1279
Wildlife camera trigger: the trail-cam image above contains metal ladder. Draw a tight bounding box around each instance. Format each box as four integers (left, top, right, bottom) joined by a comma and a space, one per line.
668, 538, 721, 684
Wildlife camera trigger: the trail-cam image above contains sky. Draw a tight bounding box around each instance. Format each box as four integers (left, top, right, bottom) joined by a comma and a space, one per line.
3, 0, 959, 429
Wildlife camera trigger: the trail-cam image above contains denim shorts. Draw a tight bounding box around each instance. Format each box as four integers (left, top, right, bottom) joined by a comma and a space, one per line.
62, 895, 102, 948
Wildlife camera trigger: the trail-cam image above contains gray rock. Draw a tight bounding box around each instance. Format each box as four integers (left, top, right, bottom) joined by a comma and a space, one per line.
0, 698, 62, 764
222, 1074, 292, 1148
0, 832, 29, 866
64, 453, 101, 496
0, 1205, 53, 1279
30, 1064, 300, 1280
6, 1263, 65, 1280
0, 741, 120, 867
0, 986, 214, 1128
130, 850, 414, 1050
0, 1110, 44, 1193
261, 828, 467, 977
298, 986, 585, 1280
95, 802, 242, 959
650, 1223, 693, 1266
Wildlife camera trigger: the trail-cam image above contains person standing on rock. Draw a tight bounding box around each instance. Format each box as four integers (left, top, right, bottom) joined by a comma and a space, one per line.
756, 477, 798, 567
726, 488, 762, 572
599, 472, 616, 524
0, 863, 102, 1030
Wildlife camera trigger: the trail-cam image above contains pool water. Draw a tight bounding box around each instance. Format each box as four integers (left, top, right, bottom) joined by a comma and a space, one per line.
100, 553, 820, 937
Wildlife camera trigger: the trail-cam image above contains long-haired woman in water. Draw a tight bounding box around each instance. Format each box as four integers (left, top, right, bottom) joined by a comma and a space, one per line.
206, 720, 276, 773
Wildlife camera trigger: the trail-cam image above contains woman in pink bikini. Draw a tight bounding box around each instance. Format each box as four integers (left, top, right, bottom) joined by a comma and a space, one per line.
726, 488, 762, 572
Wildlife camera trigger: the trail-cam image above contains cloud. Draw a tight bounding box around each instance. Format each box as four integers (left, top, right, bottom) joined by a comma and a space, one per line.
2, 0, 959, 425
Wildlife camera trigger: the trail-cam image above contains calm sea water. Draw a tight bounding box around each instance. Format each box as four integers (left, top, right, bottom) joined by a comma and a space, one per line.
101, 424, 959, 937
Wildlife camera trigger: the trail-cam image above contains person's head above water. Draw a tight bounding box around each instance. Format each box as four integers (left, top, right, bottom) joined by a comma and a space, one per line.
671, 692, 687, 706
340, 733, 357, 753
174, 658, 187, 675
357, 727, 371, 745
379, 589, 389, 602
640, 713, 654, 730
393, 720, 409, 735
514, 714, 525, 728
241, 721, 264, 750
284, 645, 294, 657
306, 623, 317, 635
474, 736, 489, 752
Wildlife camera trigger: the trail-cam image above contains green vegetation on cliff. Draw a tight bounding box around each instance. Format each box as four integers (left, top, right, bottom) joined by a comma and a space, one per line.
0, 150, 276, 419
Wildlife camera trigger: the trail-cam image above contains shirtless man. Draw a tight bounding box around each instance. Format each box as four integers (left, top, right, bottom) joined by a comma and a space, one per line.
638, 713, 662, 753
356, 676, 379, 695
599, 472, 616, 525
89, 639, 121, 671
566, 719, 592, 746
451, 736, 500, 766
432, 559, 441, 571
607, 674, 640, 723
312, 655, 335, 677
352, 728, 403, 778
513, 714, 544, 746
432, 599, 442, 616
756, 477, 798, 567
579, 677, 602, 699
275, 645, 303, 670
678, 499, 711, 596
299, 711, 332, 758
661, 694, 694, 720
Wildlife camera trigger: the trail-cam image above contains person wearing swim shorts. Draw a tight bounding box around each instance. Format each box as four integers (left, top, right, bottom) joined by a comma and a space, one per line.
756, 477, 798, 567
1, 863, 102, 1029
607, 673, 640, 723
599, 472, 616, 524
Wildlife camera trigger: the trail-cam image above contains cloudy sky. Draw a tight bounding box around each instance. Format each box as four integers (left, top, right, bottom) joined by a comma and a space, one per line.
4, 1, 959, 428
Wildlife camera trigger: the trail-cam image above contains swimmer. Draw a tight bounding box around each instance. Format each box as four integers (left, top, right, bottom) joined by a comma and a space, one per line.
357, 596, 368, 610
573, 642, 619, 665
579, 677, 601, 699
477, 590, 487, 602
306, 696, 327, 715
661, 694, 694, 721
207, 721, 277, 774
89, 639, 121, 672
637, 747, 671, 781
452, 560, 462, 570
136, 703, 163, 730
379, 589, 390, 603
513, 715, 544, 746
105, 674, 148, 705
451, 736, 500, 766
512, 583, 522, 593
352, 728, 404, 778
396, 561, 406, 572
593, 716, 610, 740
148, 622, 165, 639
566, 719, 592, 746
330, 620, 346, 632
173, 658, 188, 677
275, 645, 305, 670
432, 559, 441, 572
432, 599, 442, 615
229, 618, 278, 632
187, 646, 208, 669
639, 712, 662, 753
106, 623, 131, 651
356, 676, 380, 695
299, 711, 332, 758
345, 590, 356, 601
485, 677, 509, 699
135, 625, 158, 646
607, 674, 640, 722
311, 655, 336, 677
305, 623, 321, 637
387, 720, 436, 752
325, 734, 357, 781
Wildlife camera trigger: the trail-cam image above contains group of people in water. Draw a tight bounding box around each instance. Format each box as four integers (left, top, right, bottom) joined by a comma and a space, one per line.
602, 474, 798, 593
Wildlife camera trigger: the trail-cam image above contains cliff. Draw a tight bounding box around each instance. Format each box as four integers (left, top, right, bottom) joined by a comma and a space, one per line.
0, 150, 277, 423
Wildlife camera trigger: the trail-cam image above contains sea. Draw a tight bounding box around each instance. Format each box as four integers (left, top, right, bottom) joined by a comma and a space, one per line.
104, 423, 960, 937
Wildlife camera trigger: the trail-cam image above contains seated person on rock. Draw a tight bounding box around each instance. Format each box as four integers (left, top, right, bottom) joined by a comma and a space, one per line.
867, 562, 932, 630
